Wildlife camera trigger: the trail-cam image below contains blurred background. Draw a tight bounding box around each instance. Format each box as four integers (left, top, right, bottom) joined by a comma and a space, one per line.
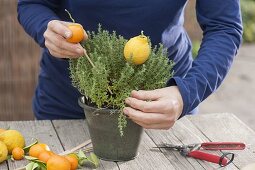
0, 0, 254, 129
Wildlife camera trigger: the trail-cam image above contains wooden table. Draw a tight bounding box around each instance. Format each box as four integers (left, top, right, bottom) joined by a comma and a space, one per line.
0, 113, 255, 170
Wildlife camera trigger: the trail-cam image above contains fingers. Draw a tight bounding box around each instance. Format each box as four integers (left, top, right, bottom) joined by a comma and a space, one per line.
59, 21, 88, 41
125, 97, 168, 113
44, 20, 85, 58
123, 107, 174, 129
44, 30, 84, 56
123, 107, 167, 124
131, 90, 161, 101
123, 87, 183, 130
48, 20, 72, 39
45, 41, 81, 58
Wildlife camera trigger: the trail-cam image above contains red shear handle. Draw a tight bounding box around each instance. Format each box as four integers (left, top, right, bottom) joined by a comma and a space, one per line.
201, 142, 245, 150
188, 150, 228, 166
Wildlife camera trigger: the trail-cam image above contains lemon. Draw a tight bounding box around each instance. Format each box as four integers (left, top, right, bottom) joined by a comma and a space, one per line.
0, 141, 8, 163
0, 130, 25, 154
124, 31, 151, 65
0, 129, 5, 134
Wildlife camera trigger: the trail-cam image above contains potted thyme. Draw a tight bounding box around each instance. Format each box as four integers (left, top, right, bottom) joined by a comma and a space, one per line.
69, 26, 174, 161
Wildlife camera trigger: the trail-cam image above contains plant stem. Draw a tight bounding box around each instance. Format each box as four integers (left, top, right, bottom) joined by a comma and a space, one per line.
141, 30, 144, 36
83, 49, 113, 95
83, 49, 95, 67
83, 147, 93, 153
60, 139, 92, 155
65, 9, 75, 23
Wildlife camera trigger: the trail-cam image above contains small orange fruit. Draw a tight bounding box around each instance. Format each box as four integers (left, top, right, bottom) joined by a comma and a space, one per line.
38, 151, 55, 163
47, 155, 71, 170
65, 155, 78, 170
29, 143, 50, 158
67, 23, 84, 43
12, 147, 24, 160
124, 31, 151, 65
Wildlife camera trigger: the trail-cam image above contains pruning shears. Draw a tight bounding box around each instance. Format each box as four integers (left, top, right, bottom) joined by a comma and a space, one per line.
154, 142, 245, 167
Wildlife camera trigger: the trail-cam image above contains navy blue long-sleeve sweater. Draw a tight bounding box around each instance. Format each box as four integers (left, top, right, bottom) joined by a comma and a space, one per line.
17, 0, 242, 119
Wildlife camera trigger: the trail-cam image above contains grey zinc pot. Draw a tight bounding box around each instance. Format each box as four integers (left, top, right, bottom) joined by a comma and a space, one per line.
78, 97, 143, 161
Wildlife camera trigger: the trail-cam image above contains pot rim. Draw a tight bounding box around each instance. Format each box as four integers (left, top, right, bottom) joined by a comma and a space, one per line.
78, 96, 119, 114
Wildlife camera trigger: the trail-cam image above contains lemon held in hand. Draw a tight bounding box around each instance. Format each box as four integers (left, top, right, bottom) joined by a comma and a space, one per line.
0, 141, 8, 163
124, 31, 151, 65
0, 130, 25, 154
67, 23, 84, 43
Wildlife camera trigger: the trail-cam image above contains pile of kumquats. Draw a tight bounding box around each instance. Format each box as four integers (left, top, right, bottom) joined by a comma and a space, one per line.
0, 128, 99, 170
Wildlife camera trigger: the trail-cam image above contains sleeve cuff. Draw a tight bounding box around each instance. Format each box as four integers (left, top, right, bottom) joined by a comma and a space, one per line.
166, 77, 190, 118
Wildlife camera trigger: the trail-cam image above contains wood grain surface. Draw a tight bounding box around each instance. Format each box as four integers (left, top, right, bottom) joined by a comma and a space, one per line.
1, 113, 254, 170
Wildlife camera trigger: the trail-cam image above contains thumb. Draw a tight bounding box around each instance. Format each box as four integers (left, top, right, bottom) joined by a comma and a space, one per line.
61, 21, 88, 41
48, 20, 72, 38
130, 90, 160, 101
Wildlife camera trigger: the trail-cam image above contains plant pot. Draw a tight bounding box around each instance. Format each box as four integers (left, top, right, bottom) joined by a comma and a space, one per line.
78, 97, 143, 161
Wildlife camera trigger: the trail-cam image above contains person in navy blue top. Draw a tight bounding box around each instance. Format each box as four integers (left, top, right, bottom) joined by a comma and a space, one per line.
17, 0, 242, 130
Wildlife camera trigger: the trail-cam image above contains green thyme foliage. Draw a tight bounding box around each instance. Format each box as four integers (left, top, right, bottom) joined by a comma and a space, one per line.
69, 26, 174, 135
118, 111, 127, 137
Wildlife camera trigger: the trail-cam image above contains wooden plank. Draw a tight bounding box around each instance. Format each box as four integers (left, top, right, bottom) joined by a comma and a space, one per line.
117, 132, 175, 170
177, 117, 238, 170
188, 113, 255, 169
146, 116, 237, 170
175, 117, 237, 170
146, 121, 204, 169
52, 120, 119, 170
0, 122, 9, 170
2, 120, 64, 170
0, 162, 8, 170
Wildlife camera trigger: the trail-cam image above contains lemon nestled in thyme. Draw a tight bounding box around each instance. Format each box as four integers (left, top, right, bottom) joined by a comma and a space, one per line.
124, 31, 151, 65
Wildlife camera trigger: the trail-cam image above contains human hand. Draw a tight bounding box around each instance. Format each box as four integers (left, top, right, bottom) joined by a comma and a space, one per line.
43, 20, 88, 58
123, 86, 183, 129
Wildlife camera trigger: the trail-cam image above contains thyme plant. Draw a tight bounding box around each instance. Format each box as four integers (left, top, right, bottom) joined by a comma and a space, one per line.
69, 26, 174, 136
